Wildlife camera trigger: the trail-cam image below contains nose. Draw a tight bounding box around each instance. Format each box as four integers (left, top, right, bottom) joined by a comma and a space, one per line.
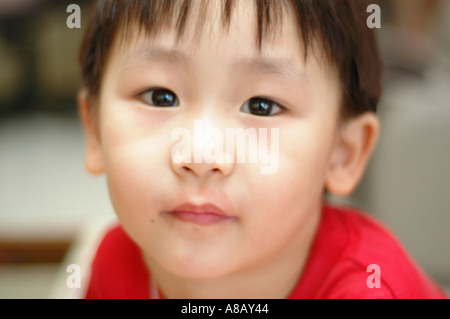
170, 124, 235, 178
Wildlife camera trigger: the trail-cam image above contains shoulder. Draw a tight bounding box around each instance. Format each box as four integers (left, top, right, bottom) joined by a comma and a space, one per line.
85, 225, 150, 299
292, 204, 447, 299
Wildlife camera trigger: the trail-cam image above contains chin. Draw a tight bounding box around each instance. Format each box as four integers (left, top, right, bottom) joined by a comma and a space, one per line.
159, 252, 237, 280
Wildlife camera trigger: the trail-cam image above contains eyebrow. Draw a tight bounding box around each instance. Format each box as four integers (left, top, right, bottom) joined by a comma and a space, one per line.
123, 45, 308, 83
234, 56, 308, 83
122, 46, 188, 67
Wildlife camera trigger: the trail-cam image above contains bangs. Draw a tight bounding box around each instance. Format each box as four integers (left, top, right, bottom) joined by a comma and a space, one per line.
104, 0, 291, 49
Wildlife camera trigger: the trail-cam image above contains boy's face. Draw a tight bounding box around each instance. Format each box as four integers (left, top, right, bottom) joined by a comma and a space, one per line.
90, 2, 343, 280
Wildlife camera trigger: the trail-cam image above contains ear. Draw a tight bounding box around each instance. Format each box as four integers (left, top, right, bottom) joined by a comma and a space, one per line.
77, 89, 104, 175
325, 112, 379, 196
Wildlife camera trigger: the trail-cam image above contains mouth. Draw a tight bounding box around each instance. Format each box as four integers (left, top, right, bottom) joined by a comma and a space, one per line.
164, 202, 236, 226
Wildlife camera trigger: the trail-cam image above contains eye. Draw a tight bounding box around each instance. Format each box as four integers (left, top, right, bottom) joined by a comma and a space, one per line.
140, 88, 179, 107
240, 97, 283, 116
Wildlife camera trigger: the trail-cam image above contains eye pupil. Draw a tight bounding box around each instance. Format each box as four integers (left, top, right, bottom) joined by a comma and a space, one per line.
151, 89, 177, 106
249, 98, 273, 115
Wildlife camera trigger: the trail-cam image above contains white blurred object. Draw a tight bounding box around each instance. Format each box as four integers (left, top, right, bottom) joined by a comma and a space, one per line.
0, 115, 115, 241
48, 214, 117, 299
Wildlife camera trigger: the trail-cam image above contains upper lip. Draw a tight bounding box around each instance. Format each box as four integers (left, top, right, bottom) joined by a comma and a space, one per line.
165, 189, 235, 218
169, 202, 229, 217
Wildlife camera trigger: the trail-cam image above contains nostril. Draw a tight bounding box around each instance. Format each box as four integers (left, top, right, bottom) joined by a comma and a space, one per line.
172, 159, 233, 177
182, 166, 192, 173
180, 165, 222, 176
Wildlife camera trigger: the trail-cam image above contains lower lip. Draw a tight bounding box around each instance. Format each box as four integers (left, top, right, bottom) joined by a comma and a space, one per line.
169, 211, 235, 226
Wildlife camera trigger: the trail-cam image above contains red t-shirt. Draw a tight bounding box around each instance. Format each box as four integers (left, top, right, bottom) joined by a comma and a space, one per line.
85, 204, 447, 298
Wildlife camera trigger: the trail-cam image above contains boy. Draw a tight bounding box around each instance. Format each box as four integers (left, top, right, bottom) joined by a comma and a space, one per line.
78, 0, 447, 298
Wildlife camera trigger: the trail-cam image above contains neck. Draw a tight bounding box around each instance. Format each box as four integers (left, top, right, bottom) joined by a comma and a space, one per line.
146, 207, 321, 299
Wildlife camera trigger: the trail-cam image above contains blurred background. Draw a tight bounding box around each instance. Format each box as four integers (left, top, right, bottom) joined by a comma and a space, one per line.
0, 0, 449, 298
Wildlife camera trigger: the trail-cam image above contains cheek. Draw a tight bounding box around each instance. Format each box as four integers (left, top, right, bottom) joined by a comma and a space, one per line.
103, 142, 160, 227
279, 123, 334, 191
238, 128, 329, 228
238, 126, 334, 256
98, 109, 173, 224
